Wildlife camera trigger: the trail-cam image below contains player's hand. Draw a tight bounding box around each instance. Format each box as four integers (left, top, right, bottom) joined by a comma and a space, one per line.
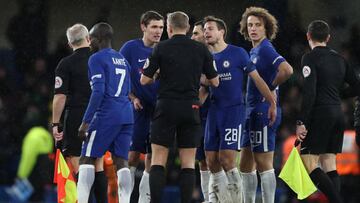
153, 69, 161, 80
52, 126, 63, 141
296, 124, 307, 142
267, 102, 277, 126
78, 122, 89, 141
132, 98, 143, 111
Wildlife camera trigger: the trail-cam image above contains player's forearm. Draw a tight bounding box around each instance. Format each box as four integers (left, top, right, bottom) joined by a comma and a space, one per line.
199, 86, 209, 105
82, 84, 105, 123
140, 74, 154, 85
272, 62, 293, 87
52, 94, 66, 123
250, 71, 276, 105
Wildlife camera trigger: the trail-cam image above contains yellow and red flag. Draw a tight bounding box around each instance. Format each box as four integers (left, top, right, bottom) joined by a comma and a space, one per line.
54, 149, 77, 203
279, 141, 317, 200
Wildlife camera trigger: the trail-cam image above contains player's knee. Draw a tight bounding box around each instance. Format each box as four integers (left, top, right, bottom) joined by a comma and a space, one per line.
128, 157, 139, 167
79, 156, 96, 165
113, 156, 128, 170
219, 155, 235, 170
199, 159, 208, 171
206, 155, 222, 172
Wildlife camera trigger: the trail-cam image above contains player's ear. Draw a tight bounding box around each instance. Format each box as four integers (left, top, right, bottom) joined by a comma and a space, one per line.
306, 32, 311, 41
68, 42, 73, 49
220, 29, 225, 38
141, 23, 146, 32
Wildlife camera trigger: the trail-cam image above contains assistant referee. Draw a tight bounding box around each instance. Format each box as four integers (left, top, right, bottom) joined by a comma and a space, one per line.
296, 20, 360, 203
140, 11, 219, 203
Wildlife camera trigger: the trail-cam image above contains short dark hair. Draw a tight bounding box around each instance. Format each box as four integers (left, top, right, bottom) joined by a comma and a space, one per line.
194, 20, 204, 27
203, 16, 227, 38
167, 11, 189, 30
308, 20, 330, 42
140, 11, 164, 27
90, 22, 113, 41
239, 7, 278, 41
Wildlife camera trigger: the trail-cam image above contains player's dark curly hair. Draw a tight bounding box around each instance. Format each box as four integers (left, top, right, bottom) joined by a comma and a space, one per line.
239, 7, 278, 41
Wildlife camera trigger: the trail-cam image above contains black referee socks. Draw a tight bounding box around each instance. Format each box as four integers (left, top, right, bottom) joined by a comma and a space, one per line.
150, 165, 166, 203
310, 168, 343, 203
327, 170, 340, 192
179, 168, 195, 203
94, 171, 108, 203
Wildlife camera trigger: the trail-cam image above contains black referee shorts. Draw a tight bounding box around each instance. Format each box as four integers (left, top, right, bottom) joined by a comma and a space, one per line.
301, 105, 345, 155
150, 99, 202, 148
62, 107, 86, 157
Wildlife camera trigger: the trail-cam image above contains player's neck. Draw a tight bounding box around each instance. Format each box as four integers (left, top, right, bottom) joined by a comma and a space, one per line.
99, 42, 112, 50
142, 37, 157, 48
209, 40, 227, 53
252, 37, 266, 48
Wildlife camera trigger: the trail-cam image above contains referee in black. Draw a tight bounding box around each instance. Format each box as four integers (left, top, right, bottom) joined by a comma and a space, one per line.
51, 23, 107, 202
296, 20, 360, 203
140, 11, 219, 203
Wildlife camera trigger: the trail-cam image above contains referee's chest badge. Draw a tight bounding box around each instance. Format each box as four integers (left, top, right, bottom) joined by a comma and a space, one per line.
302, 66, 311, 78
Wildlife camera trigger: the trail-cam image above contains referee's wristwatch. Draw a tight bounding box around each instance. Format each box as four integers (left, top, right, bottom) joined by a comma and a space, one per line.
296, 120, 304, 126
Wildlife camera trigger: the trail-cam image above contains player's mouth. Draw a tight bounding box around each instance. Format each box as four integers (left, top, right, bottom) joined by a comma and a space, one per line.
250, 33, 257, 38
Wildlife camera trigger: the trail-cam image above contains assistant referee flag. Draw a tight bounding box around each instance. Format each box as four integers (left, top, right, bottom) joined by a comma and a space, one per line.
54, 149, 77, 203
279, 141, 317, 200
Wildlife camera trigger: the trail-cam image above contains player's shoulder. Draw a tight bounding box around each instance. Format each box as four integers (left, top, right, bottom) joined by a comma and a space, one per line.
259, 39, 276, 53
227, 44, 248, 55
122, 39, 142, 49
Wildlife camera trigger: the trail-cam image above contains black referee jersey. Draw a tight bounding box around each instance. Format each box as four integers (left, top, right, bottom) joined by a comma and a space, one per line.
299, 46, 360, 125
54, 47, 91, 108
143, 34, 217, 100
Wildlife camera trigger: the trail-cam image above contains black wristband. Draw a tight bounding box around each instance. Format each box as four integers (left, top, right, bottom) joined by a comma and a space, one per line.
51, 123, 60, 128
269, 84, 277, 91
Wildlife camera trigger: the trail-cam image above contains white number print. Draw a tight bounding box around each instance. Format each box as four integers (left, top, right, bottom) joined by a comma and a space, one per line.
250, 131, 262, 144
224, 125, 242, 146
115, 68, 126, 97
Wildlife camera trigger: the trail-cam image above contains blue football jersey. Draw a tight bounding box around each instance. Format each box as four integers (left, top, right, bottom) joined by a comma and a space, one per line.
210, 44, 253, 107
120, 39, 159, 106
246, 39, 285, 106
83, 48, 133, 124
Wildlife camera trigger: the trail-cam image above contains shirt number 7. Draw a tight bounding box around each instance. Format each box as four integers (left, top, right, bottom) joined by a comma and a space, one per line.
115, 68, 126, 97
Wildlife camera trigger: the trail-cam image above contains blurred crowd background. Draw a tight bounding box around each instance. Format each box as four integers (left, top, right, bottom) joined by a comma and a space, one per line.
0, 0, 359, 202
